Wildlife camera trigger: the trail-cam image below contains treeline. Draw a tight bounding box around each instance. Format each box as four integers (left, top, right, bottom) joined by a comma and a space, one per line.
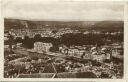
61, 33, 123, 46
6, 33, 123, 50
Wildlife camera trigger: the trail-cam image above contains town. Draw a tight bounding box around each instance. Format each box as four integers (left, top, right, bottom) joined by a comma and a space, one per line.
4, 20, 123, 78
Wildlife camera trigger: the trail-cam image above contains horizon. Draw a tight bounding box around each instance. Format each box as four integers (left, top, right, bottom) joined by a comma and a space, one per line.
4, 18, 124, 22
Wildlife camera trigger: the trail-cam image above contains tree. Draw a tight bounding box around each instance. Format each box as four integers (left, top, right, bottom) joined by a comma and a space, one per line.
34, 34, 42, 41
52, 30, 57, 34
23, 35, 34, 49
8, 34, 14, 51
15, 37, 23, 43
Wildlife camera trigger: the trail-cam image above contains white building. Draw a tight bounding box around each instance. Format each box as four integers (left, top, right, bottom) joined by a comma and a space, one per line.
34, 42, 53, 53
92, 54, 104, 62
16, 43, 22, 48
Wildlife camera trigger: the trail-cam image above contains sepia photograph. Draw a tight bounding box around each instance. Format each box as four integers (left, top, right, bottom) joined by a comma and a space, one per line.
3, 0, 124, 79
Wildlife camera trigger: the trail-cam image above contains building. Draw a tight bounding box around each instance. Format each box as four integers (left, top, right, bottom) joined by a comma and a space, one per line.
34, 42, 53, 53
112, 48, 123, 59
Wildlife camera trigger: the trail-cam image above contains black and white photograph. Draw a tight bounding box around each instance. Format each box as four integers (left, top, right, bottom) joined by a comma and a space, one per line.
3, 0, 124, 79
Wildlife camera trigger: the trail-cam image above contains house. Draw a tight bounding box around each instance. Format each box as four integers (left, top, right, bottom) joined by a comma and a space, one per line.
34, 42, 53, 53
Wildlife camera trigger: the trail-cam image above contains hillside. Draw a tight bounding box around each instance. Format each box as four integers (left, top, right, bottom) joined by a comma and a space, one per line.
4, 18, 123, 32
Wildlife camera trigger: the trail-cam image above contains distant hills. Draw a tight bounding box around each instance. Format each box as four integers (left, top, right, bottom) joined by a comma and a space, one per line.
4, 18, 123, 32
87, 21, 124, 32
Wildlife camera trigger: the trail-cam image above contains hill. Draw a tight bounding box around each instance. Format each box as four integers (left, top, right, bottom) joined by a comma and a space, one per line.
4, 18, 123, 32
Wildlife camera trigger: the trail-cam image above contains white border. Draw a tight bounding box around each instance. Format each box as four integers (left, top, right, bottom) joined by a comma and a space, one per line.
0, 0, 4, 81
124, 1, 128, 80
0, 0, 128, 81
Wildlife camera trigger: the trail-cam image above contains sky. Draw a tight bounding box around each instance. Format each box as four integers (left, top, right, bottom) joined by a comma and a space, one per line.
3, 0, 124, 21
